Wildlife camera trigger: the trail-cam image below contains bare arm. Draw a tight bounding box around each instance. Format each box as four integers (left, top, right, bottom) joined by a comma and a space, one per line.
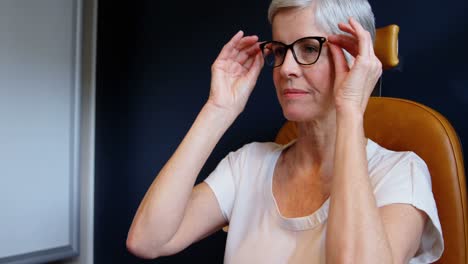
126, 104, 233, 259
327, 110, 394, 263
325, 18, 426, 263
126, 30, 264, 259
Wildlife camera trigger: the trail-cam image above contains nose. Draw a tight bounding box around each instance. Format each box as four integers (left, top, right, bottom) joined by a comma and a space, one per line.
279, 49, 300, 78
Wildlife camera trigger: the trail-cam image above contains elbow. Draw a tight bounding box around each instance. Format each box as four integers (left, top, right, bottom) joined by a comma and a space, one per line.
126, 231, 160, 259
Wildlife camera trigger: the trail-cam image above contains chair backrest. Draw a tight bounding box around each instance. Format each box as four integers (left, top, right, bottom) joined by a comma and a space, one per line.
374, 24, 400, 70
275, 97, 468, 263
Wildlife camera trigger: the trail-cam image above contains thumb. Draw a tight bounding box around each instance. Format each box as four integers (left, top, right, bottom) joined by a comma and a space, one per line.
246, 51, 264, 83
329, 42, 349, 75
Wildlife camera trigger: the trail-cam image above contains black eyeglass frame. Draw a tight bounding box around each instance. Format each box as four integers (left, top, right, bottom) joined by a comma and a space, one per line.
260, 36, 327, 68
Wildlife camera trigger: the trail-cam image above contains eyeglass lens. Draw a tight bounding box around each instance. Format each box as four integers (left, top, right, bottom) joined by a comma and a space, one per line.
262, 38, 322, 67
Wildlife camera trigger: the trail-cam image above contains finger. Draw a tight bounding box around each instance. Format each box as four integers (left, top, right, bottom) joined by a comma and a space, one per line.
230, 47, 259, 76
235, 41, 261, 66
329, 42, 350, 75
241, 45, 262, 73
236, 35, 259, 52
338, 22, 355, 36
223, 36, 259, 67
337, 19, 372, 58
216, 30, 244, 61
242, 49, 258, 71
246, 51, 264, 82
348, 17, 373, 57
327, 34, 359, 58
225, 35, 259, 61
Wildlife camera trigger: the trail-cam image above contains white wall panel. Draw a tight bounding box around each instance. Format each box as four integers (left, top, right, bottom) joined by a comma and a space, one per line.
0, 0, 81, 263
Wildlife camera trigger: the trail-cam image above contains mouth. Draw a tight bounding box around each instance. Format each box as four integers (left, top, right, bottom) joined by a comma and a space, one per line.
282, 88, 309, 99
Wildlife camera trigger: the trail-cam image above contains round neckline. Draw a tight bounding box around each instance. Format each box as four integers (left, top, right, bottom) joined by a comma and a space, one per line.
264, 138, 376, 231
264, 140, 330, 231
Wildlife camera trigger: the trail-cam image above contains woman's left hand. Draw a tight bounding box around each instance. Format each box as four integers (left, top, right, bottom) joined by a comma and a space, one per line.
328, 17, 382, 115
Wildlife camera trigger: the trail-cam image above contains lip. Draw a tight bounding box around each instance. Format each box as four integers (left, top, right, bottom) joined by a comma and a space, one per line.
282, 88, 309, 99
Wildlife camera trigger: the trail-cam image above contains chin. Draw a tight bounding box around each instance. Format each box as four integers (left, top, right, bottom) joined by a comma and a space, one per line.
282, 107, 313, 122
281, 103, 331, 123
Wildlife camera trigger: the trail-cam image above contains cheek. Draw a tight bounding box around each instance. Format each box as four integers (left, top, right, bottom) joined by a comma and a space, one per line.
305, 58, 334, 91
322, 51, 335, 87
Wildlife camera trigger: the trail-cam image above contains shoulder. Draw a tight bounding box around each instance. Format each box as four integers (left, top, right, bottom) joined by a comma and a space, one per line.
367, 138, 425, 167
367, 139, 430, 182
225, 141, 283, 163
366, 139, 432, 206
237, 141, 282, 154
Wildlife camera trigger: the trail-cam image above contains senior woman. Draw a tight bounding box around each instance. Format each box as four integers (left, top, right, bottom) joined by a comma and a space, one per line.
127, 0, 444, 263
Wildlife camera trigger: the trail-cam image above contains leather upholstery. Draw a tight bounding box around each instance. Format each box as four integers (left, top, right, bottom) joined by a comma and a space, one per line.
374, 25, 400, 69
275, 97, 468, 263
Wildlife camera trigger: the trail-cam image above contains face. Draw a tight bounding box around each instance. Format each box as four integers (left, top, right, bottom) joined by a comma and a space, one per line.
271, 6, 335, 122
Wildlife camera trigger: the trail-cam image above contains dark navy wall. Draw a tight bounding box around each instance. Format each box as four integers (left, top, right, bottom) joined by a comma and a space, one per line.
370, 0, 468, 139
95, 1, 468, 263
95, 1, 277, 263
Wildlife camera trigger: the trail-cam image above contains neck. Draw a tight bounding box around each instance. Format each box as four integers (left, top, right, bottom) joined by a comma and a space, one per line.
286, 112, 336, 183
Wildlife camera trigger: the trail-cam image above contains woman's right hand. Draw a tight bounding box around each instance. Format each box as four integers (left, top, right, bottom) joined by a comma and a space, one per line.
207, 30, 264, 117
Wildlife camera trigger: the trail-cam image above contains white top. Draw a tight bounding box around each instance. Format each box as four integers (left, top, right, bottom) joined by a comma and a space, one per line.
204, 139, 444, 264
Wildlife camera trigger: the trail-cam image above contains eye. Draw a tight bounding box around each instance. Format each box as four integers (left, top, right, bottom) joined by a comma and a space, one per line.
295, 38, 321, 56
302, 45, 318, 54
273, 46, 286, 57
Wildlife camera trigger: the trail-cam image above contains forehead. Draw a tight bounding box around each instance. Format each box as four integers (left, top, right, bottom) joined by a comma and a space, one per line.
271, 6, 327, 43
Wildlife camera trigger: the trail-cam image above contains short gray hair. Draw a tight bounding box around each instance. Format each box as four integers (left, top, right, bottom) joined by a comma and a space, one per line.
268, 0, 376, 42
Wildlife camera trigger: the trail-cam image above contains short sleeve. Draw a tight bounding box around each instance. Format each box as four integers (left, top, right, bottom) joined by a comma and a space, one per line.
204, 142, 279, 223
204, 151, 238, 222
371, 152, 444, 263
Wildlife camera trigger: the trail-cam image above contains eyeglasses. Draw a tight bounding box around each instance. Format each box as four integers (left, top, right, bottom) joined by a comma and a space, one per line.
260, 36, 326, 67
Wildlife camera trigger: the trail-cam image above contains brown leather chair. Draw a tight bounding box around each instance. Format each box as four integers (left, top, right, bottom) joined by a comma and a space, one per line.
275, 98, 468, 263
